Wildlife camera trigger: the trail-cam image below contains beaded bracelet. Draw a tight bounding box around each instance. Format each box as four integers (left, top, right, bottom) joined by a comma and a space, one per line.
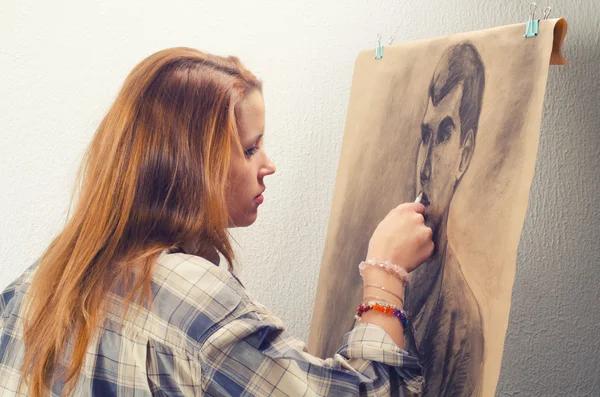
356, 300, 409, 328
358, 258, 410, 284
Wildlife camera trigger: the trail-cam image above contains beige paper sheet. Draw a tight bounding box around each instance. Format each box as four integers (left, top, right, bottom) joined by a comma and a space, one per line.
308, 19, 568, 397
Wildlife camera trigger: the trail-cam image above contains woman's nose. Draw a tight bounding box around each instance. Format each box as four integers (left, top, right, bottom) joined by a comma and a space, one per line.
262, 155, 276, 176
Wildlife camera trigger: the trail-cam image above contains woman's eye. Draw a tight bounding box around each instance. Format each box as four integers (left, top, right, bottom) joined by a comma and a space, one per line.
244, 146, 259, 157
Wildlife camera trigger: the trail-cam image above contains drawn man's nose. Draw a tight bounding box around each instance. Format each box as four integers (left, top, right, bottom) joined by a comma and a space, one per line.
420, 153, 431, 183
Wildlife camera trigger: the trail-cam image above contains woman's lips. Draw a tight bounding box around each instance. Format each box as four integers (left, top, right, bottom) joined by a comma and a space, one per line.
254, 193, 264, 204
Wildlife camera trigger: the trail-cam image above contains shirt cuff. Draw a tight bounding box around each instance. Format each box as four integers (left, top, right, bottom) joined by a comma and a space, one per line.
337, 322, 424, 394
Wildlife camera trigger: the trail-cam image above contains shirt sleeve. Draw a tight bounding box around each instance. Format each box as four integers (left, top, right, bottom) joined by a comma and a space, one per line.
1, 260, 40, 321
198, 306, 423, 396
0, 274, 24, 319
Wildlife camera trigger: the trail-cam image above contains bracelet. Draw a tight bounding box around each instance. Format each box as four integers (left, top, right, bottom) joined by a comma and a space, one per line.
355, 300, 409, 328
363, 284, 404, 304
362, 295, 396, 305
358, 258, 410, 284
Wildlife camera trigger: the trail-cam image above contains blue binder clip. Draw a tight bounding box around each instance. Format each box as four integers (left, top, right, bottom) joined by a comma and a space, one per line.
524, 3, 539, 38
375, 34, 383, 60
524, 4, 551, 38
524, 19, 539, 38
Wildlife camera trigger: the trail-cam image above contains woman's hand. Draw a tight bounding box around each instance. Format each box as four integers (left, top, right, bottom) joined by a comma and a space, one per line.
367, 202, 434, 273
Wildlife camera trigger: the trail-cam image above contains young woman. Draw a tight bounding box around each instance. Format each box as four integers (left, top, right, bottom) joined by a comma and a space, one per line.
0, 47, 433, 396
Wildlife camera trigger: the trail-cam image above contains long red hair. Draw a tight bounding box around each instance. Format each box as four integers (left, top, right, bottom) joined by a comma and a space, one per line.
20, 47, 262, 396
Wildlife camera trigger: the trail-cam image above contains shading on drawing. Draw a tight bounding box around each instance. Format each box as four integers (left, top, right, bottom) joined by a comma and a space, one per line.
404, 42, 485, 397
308, 20, 564, 397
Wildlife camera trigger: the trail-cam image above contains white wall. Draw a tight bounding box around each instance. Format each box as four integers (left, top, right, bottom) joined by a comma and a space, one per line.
1, 1, 598, 395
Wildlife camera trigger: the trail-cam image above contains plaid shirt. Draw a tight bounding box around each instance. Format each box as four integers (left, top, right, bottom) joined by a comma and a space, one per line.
0, 252, 422, 396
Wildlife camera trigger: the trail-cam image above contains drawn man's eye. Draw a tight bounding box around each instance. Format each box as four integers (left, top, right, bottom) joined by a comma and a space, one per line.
438, 126, 452, 143
437, 117, 455, 144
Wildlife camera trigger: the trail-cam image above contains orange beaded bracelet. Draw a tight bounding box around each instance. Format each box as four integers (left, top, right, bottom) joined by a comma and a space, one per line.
356, 300, 409, 328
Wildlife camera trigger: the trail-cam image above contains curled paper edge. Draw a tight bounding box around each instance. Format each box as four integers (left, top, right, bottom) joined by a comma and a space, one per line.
550, 18, 569, 65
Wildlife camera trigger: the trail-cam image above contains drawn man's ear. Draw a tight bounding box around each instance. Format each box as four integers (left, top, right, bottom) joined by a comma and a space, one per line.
457, 129, 475, 180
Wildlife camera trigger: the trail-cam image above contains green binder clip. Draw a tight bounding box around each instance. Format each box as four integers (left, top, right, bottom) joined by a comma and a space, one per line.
524, 4, 551, 38
524, 18, 539, 38
524, 3, 539, 38
375, 34, 383, 60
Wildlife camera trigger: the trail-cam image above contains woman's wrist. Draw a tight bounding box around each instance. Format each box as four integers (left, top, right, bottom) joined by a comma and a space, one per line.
361, 267, 405, 289
361, 268, 404, 306
357, 261, 408, 349
359, 257, 410, 284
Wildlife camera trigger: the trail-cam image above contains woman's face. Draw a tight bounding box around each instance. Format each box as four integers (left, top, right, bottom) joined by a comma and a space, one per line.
227, 90, 276, 227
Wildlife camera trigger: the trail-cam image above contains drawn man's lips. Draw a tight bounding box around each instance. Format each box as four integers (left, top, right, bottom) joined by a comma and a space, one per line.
420, 192, 431, 206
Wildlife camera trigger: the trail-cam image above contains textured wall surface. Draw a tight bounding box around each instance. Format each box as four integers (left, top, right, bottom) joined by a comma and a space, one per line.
1, 1, 598, 395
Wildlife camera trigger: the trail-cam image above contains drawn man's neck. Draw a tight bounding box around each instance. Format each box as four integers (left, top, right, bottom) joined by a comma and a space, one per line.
404, 210, 450, 317
433, 214, 449, 256
426, 214, 449, 271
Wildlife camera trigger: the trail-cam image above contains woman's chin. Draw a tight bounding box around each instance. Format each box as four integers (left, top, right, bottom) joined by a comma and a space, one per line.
227, 212, 258, 228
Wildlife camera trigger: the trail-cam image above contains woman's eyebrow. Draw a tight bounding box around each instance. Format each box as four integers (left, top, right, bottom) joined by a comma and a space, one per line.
245, 133, 263, 146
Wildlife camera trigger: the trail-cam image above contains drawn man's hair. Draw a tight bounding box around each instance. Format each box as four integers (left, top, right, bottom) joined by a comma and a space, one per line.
429, 42, 485, 145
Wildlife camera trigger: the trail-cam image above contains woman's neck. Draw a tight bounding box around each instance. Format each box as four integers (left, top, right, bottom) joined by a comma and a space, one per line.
181, 238, 221, 266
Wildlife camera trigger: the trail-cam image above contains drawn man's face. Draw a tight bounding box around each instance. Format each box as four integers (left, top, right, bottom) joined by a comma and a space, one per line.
416, 84, 474, 231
